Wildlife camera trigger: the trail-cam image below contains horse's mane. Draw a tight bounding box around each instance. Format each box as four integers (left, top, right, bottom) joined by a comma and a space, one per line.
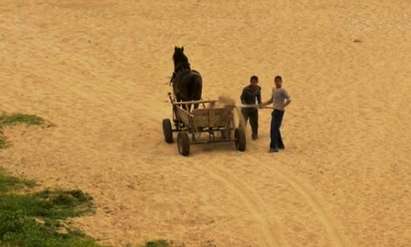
173, 47, 191, 72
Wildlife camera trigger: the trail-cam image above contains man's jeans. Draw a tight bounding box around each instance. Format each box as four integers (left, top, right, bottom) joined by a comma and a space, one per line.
242, 108, 259, 138
270, 109, 285, 149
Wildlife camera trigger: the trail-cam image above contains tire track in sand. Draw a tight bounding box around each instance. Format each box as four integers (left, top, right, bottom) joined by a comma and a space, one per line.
244, 154, 347, 247
186, 157, 287, 247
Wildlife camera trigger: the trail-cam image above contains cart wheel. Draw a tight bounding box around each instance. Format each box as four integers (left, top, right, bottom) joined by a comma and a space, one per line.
177, 132, 190, 156
234, 128, 246, 151
162, 119, 173, 143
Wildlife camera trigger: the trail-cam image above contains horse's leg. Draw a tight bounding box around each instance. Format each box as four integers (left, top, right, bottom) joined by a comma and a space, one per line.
192, 73, 202, 109
180, 101, 191, 112
177, 97, 187, 111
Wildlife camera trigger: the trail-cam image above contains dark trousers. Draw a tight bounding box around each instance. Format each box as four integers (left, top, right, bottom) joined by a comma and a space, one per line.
241, 108, 258, 138
270, 109, 285, 149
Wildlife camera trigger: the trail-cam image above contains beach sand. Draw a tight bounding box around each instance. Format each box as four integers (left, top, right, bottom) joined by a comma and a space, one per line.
1, 0, 410, 246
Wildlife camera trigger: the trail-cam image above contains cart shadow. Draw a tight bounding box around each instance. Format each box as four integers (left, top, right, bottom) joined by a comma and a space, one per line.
194, 142, 242, 154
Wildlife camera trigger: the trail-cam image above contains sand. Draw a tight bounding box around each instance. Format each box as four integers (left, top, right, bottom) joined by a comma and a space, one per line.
0, 0, 410, 246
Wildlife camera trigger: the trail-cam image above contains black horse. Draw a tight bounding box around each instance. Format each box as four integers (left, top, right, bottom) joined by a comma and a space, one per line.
170, 47, 202, 109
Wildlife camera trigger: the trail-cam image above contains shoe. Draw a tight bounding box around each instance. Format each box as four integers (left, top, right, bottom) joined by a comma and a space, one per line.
252, 135, 258, 140
269, 148, 279, 153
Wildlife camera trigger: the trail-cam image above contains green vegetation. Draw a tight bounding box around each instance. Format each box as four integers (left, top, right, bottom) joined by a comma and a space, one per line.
0, 139, 6, 149
0, 169, 102, 247
0, 113, 44, 127
0, 130, 7, 149
0, 168, 35, 193
143, 240, 170, 247
0, 113, 45, 149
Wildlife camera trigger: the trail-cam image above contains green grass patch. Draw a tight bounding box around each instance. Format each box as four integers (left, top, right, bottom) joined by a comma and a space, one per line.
0, 169, 35, 193
0, 113, 44, 128
0, 135, 7, 149
0, 169, 102, 247
0, 113, 46, 149
143, 240, 170, 247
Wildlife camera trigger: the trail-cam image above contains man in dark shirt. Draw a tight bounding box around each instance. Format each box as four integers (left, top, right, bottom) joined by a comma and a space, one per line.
240, 75, 262, 140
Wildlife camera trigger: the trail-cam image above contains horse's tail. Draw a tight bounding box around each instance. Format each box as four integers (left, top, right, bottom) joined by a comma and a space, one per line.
190, 70, 202, 101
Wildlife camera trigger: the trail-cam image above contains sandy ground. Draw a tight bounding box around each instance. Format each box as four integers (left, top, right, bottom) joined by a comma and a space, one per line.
1, 0, 410, 246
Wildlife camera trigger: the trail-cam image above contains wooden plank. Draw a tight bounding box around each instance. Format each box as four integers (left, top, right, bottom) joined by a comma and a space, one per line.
239, 104, 275, 109
172, 99, 217, 105
209, 108, 215, 127
191, 107, 233, 128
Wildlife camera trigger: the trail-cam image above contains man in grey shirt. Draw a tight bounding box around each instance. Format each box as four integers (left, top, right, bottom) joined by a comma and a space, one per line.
261, 75, 291, 152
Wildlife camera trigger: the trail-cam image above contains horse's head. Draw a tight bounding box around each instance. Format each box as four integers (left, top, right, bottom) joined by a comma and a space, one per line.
173, 46, 190, 72
173, 46, 184, 63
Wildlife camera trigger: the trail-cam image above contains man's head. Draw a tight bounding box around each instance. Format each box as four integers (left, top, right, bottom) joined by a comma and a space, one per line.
250, 75, 259, 86
274, 75, 282, 88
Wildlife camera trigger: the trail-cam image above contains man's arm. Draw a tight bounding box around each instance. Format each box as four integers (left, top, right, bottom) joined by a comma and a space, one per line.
283, 98, 291, 108
256, 88, 262, 105
259, 88, 272, 107
240, 88, 246, 104
260, 97, 273, 107
283, 90, 291, 108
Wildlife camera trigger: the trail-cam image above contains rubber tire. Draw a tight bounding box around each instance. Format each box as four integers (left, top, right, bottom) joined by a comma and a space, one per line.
234, 128, 246, 151
177, 132, 190, 156
162, 119, 173, 143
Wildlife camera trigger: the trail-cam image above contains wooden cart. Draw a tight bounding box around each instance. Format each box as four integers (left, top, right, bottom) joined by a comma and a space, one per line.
162, 93, 246, 156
